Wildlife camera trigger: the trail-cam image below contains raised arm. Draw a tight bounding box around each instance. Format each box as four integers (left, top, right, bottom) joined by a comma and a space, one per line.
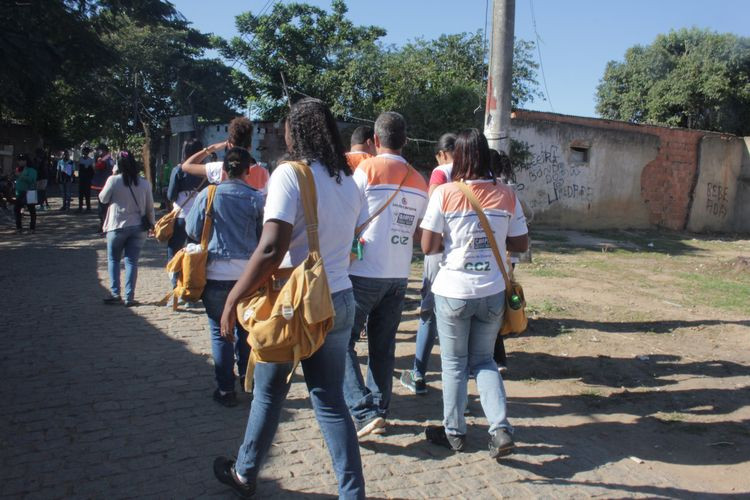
181, 141, 227, 177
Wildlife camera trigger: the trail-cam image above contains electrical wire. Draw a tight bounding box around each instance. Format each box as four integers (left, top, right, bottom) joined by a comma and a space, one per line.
529, 0, 554, 112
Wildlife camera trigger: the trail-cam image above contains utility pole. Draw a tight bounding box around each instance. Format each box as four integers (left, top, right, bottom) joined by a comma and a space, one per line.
484, 0, 515, 153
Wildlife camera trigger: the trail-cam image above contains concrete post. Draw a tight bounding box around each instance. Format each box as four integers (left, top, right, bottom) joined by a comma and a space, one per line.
484, 0, 515, 153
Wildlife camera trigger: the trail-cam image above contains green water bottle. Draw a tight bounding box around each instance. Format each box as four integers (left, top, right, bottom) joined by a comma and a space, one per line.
509, 293, 523, 310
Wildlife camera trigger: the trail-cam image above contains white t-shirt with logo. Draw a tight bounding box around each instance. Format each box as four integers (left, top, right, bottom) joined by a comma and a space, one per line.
263, 161, 363, 293
420, 180, 528, 299
349, 154, 429, 279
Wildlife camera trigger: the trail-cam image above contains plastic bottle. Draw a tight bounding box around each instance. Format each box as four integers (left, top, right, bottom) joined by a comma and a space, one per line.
509, 293, 523, 310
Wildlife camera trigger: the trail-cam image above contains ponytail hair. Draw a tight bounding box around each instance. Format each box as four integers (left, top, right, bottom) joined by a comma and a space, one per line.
223, 147, 252, 179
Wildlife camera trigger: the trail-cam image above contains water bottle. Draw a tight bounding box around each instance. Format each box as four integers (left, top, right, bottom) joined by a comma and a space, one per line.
509, 293, 523, 310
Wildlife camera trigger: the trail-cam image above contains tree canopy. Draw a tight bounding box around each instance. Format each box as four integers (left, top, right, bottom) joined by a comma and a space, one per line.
596, 28, 750, 135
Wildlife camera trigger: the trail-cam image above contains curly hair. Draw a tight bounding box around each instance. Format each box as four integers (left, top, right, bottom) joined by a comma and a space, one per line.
228, 117, 253, 149
285, 98, 349, 183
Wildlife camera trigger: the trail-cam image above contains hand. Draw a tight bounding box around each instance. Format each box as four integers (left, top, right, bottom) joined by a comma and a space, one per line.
220, 302, 237, 343
148, 229, 155, 238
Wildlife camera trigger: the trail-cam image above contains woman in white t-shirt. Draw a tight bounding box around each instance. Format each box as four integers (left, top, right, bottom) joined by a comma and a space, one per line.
420, 129, 529, 459
212, 98, 365, 499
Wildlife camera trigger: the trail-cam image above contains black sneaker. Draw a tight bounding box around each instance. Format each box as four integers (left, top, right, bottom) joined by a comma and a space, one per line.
400, 370, 427, 395
489, 429, 515, 458
103, 296, 122, 305
124, 300, 139, 308
213, 457, 255, 498
213, 389, 238, 408
425, 425, 465, 452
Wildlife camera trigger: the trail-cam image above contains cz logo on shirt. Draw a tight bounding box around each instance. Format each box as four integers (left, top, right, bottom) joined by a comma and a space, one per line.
391, 235, 410, 245
464, 261, 491, 271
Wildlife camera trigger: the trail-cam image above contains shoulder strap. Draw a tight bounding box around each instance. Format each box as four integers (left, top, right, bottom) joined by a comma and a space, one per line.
287, 161, 321, 254
355, 165, 411, 237
177, 178, 208, 213
127, 183, 143, 215
453, 181, 513, 296
199, 185, 217, 250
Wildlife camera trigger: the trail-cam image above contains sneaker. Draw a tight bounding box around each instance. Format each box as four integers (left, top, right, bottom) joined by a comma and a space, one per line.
498, 364, 508, 375
355, 416, 386, 438
425, 425, 465, 452
213, 457, 255, 498
103, 295, 122, 305
400, 370, 427, 395
213, 389, 238, 408
488, 429, 515, 458
124, 300, 139, 308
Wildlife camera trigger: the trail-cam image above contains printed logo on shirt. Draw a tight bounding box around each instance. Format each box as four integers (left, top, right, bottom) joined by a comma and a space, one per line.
395, 213, 415, 226
473, 236, 490, 250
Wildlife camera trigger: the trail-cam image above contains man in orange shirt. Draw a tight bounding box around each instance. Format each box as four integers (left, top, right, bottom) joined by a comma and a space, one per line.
181, 117, 270, 194
345, 125, 376, 171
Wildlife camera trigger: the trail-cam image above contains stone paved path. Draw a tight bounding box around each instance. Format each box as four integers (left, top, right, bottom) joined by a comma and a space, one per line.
1, 198, 748, 499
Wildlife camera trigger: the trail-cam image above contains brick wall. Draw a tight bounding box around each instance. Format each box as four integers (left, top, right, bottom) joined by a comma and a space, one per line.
513, 111, 708, 230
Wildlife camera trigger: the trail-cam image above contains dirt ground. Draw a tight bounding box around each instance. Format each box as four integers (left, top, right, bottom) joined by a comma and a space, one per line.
407, 228, 750, 496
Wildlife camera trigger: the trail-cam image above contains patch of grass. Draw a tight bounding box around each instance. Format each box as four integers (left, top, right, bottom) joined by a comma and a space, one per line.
527, 267, 572, 278
580, 388, 603, 398
527, 300, 566, 316
655, 411, 689, 423
679, 272, 750, 313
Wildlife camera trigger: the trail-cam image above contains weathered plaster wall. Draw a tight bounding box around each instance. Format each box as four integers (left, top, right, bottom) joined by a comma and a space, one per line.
687, 135, 743, 232
731, 138, 750, 233
511, 114, 658, 229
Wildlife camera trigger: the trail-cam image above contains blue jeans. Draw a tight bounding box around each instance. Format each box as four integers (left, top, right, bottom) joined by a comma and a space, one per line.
201, 280, 250, 393
434, 293, 512, 437
235, 289, 365, 499
60, 181, 72, 208
106, 225, 146, 301
167, 217, 188, 289
344, 276, 407, 423
413, 309, 437, 379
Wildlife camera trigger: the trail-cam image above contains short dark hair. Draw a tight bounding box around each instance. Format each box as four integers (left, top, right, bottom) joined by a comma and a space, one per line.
228, 117, 253, 149
350, 125, 374, 147
374, 112, 407, 150
182, 138, 204, 161
435, 132, 457, 154
451, 129, 494, 182
223, 147, 252, 179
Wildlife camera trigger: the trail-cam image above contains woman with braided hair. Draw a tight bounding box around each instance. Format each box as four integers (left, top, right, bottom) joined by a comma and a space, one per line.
185, 147, 264, 407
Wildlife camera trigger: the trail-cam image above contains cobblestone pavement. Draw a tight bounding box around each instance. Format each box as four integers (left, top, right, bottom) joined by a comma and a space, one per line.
1, 198, 749, 499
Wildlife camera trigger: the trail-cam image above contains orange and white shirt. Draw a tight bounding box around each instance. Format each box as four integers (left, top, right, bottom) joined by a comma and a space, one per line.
350, 153, 429, 279
345, 151, 373, 172
206, 161, 270, 194
420, 180, 528, 299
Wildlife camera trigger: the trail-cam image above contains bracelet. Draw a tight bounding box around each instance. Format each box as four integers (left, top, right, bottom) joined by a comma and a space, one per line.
203, 147, 211, 155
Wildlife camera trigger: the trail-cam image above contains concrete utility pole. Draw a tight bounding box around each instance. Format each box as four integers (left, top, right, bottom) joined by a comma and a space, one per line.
484, 0, 515, 153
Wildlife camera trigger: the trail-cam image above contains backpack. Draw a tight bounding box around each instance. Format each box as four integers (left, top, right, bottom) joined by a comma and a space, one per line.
163, 185, 217, 306
235, 161, 335, 390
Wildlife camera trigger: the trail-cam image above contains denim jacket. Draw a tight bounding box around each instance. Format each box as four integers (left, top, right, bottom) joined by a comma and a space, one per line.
185, 179, 264, 262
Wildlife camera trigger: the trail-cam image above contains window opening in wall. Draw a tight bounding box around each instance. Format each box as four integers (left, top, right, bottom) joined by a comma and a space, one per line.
570, 146, 589, 163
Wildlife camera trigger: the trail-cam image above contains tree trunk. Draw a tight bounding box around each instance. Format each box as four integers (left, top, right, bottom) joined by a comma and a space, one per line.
141, 120, 153, 188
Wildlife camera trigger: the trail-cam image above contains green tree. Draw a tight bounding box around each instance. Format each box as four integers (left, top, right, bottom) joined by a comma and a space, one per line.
596, 28, 750, 135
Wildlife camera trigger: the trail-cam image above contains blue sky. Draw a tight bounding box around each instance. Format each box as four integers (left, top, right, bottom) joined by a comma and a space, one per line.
172, 0, 750, 118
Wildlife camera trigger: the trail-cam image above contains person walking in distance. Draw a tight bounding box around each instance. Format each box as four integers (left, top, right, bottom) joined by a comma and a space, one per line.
344, 111, 429, 438
213, 98, 365, 499
401, 132, 456, 395
13, 153, 37, 234
92, 144, 115, 230
345, 125, 376, 171
420, 129, 528, 457
99, 151, 155, 307
185, 147, 263, 408
77, 147, 94, 212
57, 151, 75, 210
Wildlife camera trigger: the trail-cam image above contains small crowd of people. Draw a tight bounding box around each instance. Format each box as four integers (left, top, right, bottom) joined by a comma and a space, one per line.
12, 100, 529, 499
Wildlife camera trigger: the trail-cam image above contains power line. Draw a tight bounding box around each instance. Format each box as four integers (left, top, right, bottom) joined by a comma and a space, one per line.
529, 0, 554, 112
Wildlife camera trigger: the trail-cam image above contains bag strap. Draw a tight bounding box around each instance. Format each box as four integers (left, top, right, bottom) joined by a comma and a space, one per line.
199, 185, 218, 250
355, 165, 411, 237
453, 181, 513, 297
176, 178, 208, 214
287, 161, 321, 254
127, 183, 143, 216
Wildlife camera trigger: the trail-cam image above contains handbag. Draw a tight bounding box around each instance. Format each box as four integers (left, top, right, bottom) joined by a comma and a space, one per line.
153, 179, 207, 243
127, 184, 153, 231
235, 161, 335, 391
25, 190, 38, 205
350, 167, 410, 261
164, 185, 217, 305
454, 181, 528, 336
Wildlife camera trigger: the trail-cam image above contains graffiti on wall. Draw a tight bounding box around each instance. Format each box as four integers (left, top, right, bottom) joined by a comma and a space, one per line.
705, 182, 729, 218
519, 143, 595, 209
